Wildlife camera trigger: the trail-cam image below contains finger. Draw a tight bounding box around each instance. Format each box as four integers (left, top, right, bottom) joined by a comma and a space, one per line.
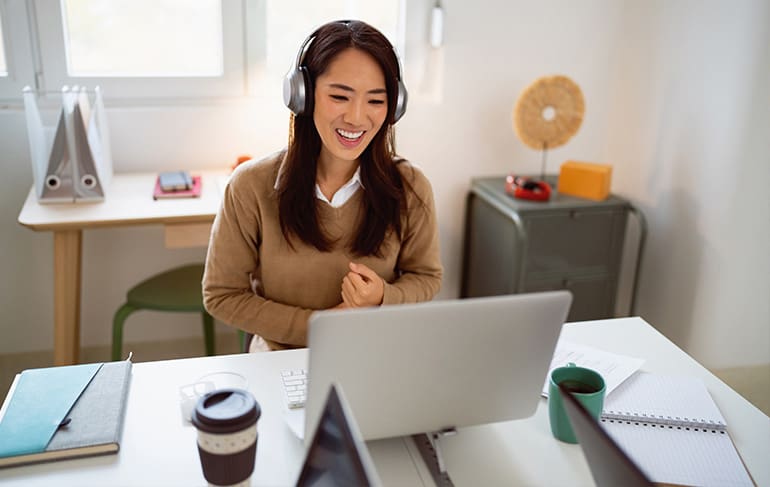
346, 271, 367, 291
341, 285, 359, 307
341, 277, 356, 299
349, 262, 378, 282
341, 287, 352, 306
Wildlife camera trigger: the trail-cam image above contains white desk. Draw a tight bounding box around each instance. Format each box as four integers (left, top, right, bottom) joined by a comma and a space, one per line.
439, 317, 770, 486
1, 317, 767, 486
17, 170, 228, 365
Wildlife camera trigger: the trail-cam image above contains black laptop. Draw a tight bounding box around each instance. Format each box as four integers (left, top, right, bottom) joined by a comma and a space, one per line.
296, 383, 381, 487
559, 383, 653, 487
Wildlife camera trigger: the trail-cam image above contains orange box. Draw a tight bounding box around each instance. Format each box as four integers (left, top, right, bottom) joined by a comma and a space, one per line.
558, 161, 613, 201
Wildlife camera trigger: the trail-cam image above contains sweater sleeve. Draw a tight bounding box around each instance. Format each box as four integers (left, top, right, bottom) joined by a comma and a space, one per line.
202, 165, 312, 347
382, 166, 443, 304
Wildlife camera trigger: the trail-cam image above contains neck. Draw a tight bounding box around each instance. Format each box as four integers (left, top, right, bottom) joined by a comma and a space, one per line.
316, 154, 359, 200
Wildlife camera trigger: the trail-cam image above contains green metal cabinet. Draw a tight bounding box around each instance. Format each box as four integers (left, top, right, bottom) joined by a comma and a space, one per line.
460, 176, 645, 322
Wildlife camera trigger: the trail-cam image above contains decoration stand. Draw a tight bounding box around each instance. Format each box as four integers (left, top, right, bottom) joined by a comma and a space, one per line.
510, 75, 585, 201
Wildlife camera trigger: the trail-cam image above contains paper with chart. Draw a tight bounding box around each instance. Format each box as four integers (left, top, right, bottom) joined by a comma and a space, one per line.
541, 340, 644, 397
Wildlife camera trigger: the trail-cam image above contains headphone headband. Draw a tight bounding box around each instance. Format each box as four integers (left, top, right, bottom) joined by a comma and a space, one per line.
282, 21, 408, 123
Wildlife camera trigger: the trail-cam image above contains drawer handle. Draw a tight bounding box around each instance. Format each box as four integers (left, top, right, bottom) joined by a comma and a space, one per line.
569, 210, 580, 219
562, 279, 573, 288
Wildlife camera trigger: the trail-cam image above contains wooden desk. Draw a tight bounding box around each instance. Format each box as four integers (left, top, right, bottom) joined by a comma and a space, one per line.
17, 170, 228, 365
0, 317, 767, 486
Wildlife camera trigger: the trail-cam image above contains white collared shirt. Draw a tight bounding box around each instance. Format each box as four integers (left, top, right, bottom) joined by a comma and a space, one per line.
314, 167, 362, 208
274, 163, 363, 209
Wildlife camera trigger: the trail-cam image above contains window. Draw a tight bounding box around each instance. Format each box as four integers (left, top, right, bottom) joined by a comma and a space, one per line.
61, 0, 224, 77
249, 0, 402, 97
265, 1, 402, 75
34, 0, 245, 99
0, 0, 409, 103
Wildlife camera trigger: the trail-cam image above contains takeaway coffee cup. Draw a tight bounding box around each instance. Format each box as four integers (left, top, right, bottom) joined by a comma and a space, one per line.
548, 362, 606, 444
191, 389, 261, 487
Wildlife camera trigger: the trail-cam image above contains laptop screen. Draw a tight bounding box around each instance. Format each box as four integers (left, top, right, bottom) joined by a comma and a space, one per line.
296, 383, 380, 487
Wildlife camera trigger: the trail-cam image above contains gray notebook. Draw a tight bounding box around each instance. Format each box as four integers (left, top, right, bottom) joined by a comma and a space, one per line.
0, 360, 132, 468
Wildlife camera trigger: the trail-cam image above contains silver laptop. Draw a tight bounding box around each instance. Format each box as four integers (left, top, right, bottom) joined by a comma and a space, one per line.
305, 291, 572, 442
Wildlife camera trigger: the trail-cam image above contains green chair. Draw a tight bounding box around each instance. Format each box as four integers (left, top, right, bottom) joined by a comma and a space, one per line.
111, 263, 214, 361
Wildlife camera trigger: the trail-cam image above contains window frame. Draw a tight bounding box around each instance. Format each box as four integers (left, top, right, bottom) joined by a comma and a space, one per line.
0, 0, 37, 101
0, 4, 6, 75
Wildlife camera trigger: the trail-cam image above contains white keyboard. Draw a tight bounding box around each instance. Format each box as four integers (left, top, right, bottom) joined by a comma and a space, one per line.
280, 369, 307, 409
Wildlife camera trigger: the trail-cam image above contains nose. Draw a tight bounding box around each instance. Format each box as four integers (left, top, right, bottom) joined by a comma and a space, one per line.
343, 99, 367, 126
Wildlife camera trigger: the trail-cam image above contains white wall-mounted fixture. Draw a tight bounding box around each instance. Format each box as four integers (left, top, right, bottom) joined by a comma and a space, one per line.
430, 2, 444, 48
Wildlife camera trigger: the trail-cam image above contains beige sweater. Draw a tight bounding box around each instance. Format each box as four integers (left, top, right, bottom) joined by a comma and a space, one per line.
202, 152, 443, 350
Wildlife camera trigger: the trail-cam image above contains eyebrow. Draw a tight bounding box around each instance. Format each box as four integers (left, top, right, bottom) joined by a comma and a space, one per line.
327, 83, 387, 95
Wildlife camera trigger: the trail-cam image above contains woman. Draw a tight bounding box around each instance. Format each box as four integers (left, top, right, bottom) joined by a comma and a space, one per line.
203, 20, 442, 351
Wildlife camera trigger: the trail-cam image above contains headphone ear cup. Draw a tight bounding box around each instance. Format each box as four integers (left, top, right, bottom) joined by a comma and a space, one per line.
393, 79, 408, 123
283, 65, 312, 115
298, 66, 313, 115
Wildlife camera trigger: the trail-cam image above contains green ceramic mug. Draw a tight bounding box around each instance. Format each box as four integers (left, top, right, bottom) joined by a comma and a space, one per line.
548, 362, 606, 444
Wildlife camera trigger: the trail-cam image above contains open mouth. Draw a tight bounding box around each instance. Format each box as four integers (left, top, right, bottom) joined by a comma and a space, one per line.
336, 129, 364, 141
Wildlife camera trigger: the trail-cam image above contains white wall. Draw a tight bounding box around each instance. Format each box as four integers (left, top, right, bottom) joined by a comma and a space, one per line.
0, 0, 767, 369
601, 0, 770, 368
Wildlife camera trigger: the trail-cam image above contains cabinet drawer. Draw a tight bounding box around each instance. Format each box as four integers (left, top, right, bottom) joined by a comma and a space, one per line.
463, 195, 522, 297
522, 275, 616, 321
524, 209, 626, 275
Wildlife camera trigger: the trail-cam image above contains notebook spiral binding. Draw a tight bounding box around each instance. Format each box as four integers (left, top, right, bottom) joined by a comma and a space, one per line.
601, 411, 727, 432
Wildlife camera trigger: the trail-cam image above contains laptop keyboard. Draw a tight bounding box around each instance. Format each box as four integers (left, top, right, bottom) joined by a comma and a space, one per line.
281, 369, 307, 409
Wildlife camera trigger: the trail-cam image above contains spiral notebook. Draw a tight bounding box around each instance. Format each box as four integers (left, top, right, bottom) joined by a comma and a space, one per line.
599, 372, 754, 486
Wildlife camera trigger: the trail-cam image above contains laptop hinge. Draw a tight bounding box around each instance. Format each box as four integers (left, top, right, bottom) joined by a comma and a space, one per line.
429, 428, 457, 473
412, 427, 457, 486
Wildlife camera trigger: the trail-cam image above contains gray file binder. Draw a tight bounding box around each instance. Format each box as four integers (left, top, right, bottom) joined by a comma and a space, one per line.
23, 86, 113, 204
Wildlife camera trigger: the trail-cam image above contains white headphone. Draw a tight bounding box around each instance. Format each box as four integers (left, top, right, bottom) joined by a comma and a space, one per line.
282, 21, 408, 123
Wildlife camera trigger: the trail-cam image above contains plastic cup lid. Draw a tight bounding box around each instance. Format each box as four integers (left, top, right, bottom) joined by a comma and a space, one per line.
191, 388, 260, 434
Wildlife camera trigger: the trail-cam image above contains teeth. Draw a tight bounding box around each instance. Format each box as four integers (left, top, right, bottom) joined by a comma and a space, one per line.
337, 129, 364, 140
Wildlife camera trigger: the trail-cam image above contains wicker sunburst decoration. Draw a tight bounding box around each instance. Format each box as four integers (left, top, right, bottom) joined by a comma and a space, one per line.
513, 75, 585, 179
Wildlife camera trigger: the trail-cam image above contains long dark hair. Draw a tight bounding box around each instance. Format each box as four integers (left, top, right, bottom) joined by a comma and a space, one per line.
277, 20, 409, 257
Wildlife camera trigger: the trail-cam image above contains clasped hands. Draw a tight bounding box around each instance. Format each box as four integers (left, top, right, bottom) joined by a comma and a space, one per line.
336, 262, 384, 309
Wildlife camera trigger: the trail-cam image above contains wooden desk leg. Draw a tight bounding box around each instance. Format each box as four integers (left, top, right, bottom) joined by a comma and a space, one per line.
53, 230, 82, 365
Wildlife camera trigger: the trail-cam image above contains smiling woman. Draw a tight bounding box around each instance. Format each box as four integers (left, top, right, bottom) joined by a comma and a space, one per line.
203, 20, 443, 353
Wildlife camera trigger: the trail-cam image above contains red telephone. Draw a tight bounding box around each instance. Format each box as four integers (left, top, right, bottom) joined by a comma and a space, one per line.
505, 175, 552, 202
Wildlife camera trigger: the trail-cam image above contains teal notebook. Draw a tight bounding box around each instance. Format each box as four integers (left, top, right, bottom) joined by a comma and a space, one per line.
0, 360, 132, 468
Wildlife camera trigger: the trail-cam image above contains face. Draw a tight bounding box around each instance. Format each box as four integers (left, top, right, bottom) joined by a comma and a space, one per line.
313, 47, 388, 167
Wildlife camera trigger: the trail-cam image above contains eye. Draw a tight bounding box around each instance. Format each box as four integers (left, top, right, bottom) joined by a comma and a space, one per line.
369, 99, 386, 105
330, 94, 348, 101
